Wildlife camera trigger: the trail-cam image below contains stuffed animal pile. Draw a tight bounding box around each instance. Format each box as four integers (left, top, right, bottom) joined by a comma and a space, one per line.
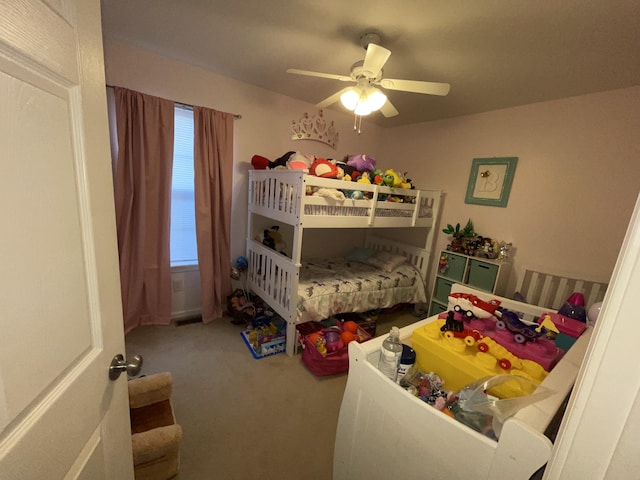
255, 225, 287, 255
251, 151, 416, 193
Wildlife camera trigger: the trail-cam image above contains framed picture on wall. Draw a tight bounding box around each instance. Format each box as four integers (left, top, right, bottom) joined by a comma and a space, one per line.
465, 157, 518, 207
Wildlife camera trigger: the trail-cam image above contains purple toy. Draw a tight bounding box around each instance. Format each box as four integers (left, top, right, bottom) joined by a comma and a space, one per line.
323, 326, 343, 353
347, 154, 376, 172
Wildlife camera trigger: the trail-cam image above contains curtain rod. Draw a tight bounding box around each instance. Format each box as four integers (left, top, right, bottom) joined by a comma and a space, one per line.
106, 85, 242, 119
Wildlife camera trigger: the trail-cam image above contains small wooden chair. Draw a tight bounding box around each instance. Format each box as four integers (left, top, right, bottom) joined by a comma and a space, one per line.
128, 372, 183, 480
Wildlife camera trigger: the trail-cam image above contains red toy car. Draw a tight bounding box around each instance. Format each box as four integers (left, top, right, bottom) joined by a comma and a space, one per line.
448, 293, 501, 319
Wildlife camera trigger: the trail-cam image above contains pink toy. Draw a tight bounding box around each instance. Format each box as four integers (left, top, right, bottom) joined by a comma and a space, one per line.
538, 312, 587, 339
323, 326, 343, 353
567, 292, 585, 307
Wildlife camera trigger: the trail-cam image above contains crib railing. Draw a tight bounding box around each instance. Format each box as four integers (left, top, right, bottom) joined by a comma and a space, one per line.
517, 267, 609, 310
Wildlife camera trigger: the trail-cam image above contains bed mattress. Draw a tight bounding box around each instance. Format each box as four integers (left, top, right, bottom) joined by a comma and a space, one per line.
296, 258, 427, 323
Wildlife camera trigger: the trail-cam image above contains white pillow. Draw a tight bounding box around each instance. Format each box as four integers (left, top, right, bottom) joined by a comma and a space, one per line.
367, 251, 407, 272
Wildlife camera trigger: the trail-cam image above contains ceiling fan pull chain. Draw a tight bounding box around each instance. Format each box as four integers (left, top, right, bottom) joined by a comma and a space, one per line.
352, 112, 362, 133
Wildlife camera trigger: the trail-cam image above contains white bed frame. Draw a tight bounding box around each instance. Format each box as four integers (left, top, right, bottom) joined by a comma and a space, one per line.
334, 284, 592, 480
516, 265, 609, 310
246, 169, 442, 355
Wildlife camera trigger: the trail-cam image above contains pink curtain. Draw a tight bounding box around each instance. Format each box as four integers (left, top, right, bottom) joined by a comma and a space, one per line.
114, 87, 175, 334
193, 106, 234, 322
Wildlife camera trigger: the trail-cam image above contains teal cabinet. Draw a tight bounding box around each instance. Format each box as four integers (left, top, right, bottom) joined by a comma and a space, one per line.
467, 259, 499, 291
428, 250, 511, 316
434, 277, 456, 304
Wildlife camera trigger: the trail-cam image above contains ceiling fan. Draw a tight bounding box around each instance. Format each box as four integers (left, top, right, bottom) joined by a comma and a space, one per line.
287, 33, 450, 118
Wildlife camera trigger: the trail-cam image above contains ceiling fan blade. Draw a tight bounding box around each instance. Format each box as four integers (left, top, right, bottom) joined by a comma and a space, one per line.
361, 44, 391, 78
316, 87, 351, 108
287, 68, 352, 82
379, 78, 451, 96
380, 99, 399, 118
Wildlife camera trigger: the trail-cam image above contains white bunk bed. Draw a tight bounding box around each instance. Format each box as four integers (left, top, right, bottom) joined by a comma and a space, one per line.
334, 284, 592, 480
246, 169, 442, 355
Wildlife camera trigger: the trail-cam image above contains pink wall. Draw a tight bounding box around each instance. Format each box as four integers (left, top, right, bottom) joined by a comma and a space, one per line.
381, 87, 640, 292
103, 41, 386, 261
104, 40, 640, 310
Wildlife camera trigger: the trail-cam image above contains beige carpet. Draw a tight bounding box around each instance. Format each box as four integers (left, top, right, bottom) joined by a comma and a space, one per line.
124, 308, 419, 480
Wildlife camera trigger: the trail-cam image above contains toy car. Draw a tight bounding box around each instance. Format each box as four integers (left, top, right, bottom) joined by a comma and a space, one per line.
448, 293, 501, 319
440, 312, 483, 346
476, 337, 522, 370
448, 293, 475, 318
469, 296, 501, 318
495, 308, 546, 343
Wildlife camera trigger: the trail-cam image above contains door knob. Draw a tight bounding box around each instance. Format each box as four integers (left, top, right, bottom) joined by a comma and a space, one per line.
109, 353, 143, 380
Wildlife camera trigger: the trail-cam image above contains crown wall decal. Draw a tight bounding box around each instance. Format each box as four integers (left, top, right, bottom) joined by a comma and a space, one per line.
291, 110, 338, 150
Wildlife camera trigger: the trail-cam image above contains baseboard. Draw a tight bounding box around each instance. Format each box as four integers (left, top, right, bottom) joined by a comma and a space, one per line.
171, 309, 202, 326
174, 316, 202, 327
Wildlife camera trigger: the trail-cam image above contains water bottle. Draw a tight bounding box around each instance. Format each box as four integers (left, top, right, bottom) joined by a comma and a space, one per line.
378, 326, 403, 381
397, 344, 416, 384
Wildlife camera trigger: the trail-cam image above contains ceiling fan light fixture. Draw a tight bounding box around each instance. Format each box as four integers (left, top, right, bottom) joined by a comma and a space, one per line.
340, 87, 387, 116
340, 89, 360, 111
366, 88, 387, 112
354, 102, 372, 116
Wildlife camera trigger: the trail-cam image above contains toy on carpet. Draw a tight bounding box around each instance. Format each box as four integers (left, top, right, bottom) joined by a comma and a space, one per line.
305, 321, 370, 356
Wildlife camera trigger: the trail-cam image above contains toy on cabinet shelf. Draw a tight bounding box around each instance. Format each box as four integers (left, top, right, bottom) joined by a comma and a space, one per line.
438, 253, 449, 275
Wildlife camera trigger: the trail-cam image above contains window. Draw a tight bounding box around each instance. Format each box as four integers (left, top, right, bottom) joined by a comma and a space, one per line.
170, 106, 197, 266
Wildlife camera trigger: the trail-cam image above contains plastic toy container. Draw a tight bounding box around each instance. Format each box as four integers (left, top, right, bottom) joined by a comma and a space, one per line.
411, 319, 547, 397
437, 312, 566, 371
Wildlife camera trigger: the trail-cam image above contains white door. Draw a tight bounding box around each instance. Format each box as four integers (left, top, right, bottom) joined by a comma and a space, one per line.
0, 0, 133, 478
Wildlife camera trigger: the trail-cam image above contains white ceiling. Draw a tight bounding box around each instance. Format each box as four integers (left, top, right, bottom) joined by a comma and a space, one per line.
100, 0, 640, 128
